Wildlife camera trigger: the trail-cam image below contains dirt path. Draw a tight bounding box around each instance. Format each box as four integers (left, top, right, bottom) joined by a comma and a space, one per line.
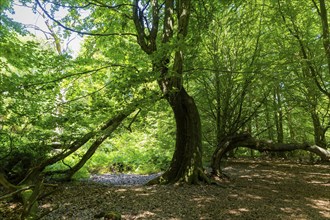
1, 159, 329, 219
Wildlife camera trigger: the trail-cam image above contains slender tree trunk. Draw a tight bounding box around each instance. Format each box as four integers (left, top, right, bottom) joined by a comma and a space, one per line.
311, 111, 327, 148
273, 86, 284, 144
272, 86, 286, 158
265, 99, 275, 140
215, 71, 223, 146
318, 0, 330, 77
286, 108, 296, 141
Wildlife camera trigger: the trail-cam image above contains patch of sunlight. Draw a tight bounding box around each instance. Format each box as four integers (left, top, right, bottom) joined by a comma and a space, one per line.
41, 203, 52, 209
280, 207, 302, 214
192, 197, 215, 207
105, 191, 112, 195
282, 199, 296, 203
300, 172, 330, 177
136, 192, 151, 196
228, 194, 239, 199
9, 203, 18, 209
304, 175, 330, 186
132, 187, 153, 196
227, 208, 250, 216
241, 174, 260, 178
244, 193, 263, 200
322, 183, 330, 187
115, 188, 128, 192
261, 169, 289, 176
192, 197, 215, 202
306, 198, 330, 218
308, 180, 324, 184
40, 203, 57, 212
240, 175, 255, 182
134, 211, 156, 218
132, 187, 145, 192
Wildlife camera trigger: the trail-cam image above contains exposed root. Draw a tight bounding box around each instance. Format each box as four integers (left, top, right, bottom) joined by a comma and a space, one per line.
145, 175, 163, 185
146, 168, 221, 186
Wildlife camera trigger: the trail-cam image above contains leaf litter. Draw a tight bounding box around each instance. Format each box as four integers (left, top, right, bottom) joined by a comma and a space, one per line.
1, 159, 329, 219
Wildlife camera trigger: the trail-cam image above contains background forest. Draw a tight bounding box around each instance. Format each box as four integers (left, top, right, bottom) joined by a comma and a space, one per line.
0, 0, 330, 218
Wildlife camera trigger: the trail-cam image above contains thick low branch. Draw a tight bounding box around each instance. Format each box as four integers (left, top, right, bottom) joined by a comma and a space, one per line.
211, 133, 330, 176
236, 138, 330, 161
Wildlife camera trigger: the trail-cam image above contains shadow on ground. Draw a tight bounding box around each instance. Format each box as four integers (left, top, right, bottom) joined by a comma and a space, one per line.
1, 159, 329, 219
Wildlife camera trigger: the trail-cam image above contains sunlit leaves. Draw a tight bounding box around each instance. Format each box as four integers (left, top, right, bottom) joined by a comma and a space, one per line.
0, 0, 329, 185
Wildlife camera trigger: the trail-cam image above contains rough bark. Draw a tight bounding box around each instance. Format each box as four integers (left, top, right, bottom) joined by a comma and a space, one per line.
133, 0, 208, 184
211, 133, 330, 176
148, 89, 209, 184
211, 133, 250, 177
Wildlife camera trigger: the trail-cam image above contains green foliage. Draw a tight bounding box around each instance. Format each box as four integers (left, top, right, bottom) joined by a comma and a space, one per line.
190, 0, 330, 159
45, 154, 91, 180
0, 0, 329, 186
84, 102, 175, 175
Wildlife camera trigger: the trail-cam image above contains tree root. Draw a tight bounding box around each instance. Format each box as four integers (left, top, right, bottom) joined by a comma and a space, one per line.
146, 168, 223, 186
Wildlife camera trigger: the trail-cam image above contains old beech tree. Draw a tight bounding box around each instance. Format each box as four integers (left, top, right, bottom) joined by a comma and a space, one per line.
37, 0, 208, 184
132, 0, 208, 184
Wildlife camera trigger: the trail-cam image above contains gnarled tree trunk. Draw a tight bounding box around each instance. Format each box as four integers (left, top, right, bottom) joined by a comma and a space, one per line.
133, 0, 209, 184
149, 88, 208, 184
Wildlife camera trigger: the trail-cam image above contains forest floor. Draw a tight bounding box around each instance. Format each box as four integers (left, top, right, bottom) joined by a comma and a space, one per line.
1, 159, 330, 220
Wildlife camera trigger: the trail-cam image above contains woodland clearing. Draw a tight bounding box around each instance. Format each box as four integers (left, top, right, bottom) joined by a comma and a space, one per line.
1, 159, 329, 220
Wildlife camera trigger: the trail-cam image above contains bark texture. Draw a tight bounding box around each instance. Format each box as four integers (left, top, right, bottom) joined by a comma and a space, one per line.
148, 89, 208, 184
211, 133, 330, 176
133, 0, 209, 184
